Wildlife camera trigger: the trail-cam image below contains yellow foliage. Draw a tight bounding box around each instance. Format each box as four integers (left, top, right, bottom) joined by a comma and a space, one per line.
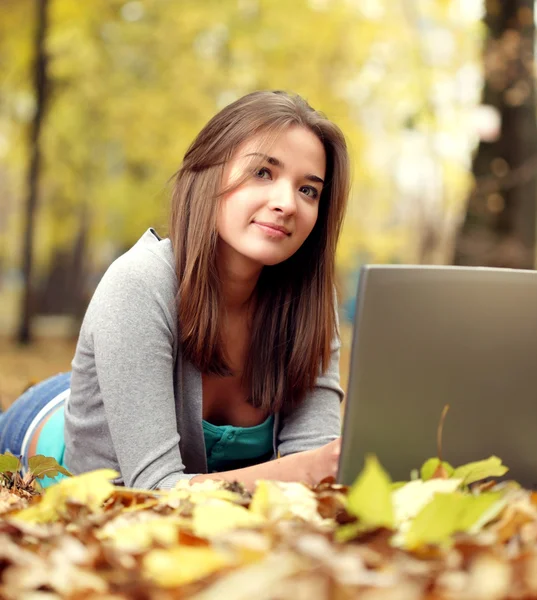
346, 455, 394, 530
164, 479, 247, 506
0, 0, 484, 276
101, 515, 187, 551
250, 480, 326, 525
143, 545, 232, 587
191, 500, 266, 538
13, 469, 117, 523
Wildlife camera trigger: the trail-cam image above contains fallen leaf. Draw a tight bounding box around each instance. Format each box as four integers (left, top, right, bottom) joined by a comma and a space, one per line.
143, 545, 232, 587
27, 455, 72, 480
191, 500, 265, 538
345, 455, 394, 530
102, 515, 185, 551
405, 491, 505, 549
393, 478, 462, 526
452, 456, 509, 486
0, 453, 20, 476
13, 469, 118, 523
188, 551, 306, 600
250, 480, 322, 524
421, 458, 454, 480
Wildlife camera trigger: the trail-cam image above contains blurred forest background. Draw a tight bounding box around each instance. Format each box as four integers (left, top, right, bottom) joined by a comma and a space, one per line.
1, 0, 536, 408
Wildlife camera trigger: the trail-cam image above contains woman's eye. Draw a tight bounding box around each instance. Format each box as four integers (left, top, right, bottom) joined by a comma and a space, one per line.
300, 186, 319, 200
255, 167, 272, 179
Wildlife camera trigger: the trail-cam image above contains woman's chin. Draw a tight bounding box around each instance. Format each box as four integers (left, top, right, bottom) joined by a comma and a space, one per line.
246, 252, 289, 267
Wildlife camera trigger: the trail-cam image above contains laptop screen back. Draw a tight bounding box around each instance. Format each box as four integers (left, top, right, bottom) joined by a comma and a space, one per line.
338, 265, 537, 488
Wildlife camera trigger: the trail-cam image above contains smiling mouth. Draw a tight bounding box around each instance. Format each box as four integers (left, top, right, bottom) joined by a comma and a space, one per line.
253, 221, 291, 236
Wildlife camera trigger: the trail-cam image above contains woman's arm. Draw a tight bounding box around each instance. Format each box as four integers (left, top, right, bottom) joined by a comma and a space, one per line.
190, 438, 341, 491
68, 242, 194, 490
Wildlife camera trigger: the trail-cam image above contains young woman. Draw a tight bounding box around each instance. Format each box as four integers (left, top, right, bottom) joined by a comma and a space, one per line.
0, 90, 349, 491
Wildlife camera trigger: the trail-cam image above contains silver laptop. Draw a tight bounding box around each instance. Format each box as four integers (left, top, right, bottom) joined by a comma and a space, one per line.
338, 265, 537, 489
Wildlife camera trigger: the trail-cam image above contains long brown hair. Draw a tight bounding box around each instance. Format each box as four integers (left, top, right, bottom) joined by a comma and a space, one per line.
169, 90, 350, 413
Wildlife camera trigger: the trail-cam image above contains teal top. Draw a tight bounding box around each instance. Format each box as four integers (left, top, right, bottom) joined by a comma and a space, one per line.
36, 406, 69, 489
202, 415, 275, 473
35, 405, 275, 488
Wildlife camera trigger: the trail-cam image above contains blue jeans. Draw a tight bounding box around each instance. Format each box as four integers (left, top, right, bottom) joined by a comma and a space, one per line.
0, 372, 71, 468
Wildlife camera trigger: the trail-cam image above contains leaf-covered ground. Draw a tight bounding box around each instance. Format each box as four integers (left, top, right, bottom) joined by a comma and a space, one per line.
2, 455, 537, 599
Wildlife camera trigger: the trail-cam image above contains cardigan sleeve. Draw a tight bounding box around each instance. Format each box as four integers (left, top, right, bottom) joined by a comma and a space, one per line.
66, 242, 197, 490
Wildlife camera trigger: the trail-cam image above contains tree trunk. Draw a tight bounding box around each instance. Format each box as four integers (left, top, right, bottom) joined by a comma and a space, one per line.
37, 206, 90, 320
17, 0, 49, 344
453, 0, 537, 269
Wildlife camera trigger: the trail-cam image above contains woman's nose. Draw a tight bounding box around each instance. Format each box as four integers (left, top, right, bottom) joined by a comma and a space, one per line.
268, 182, 297, 215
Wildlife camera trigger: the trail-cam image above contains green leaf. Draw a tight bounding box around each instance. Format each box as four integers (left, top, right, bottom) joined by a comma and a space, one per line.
452, 456, 508, 485
420, 458, 454, 480
405, 491, 504, 549
334, 521, 363, 543
28, 455, 72, 480
346, 455, 394, 530
0, 452, 20, 475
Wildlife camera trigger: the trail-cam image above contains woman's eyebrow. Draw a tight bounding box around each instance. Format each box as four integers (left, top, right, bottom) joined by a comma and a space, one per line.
245, 152, 324, 185
305, 173, 325, 185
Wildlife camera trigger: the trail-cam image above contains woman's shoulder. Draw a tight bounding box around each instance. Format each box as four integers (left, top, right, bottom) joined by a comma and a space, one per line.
110, 228, 174, 277
89, 228, 178, 319
100, 228, 175, 285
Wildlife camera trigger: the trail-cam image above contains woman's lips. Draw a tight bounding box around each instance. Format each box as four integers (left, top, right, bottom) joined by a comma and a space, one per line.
253, 222, 290, 238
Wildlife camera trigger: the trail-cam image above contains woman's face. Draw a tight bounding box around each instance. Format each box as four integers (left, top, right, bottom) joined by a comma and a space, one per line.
217, 126, 326, 271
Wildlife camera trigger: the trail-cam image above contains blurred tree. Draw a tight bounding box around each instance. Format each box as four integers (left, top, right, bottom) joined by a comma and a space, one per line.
18, 0, 50, 344
453, 0, 537, 269
0, 0, 485, 335
8, 0, 373, 325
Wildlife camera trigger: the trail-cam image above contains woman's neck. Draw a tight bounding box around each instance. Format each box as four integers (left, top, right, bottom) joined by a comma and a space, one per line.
221, 276, 258, 313
217, 243, 262, 312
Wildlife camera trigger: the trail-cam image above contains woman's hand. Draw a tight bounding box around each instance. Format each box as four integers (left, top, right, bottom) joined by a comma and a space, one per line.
300, 437, 341, 486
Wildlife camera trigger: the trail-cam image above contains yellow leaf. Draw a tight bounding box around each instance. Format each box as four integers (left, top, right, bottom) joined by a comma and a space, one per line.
120, 500, 160, 513
452, 457, 509, 485
420, 458, 454, 480
13, 469, 118, 523
101, 516, 187, 551
393, 478, 462, 526
165, 479, 246, 506
191, 500, 265, 538
143, 546, 231, 587
250, 480, 323, 524
346, 455, 394, 530
216, 529, 271, 564
249, 480, 279, 517
185, 552, 305, 600
405, 492, 505, 549
334, 521, 363, 543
